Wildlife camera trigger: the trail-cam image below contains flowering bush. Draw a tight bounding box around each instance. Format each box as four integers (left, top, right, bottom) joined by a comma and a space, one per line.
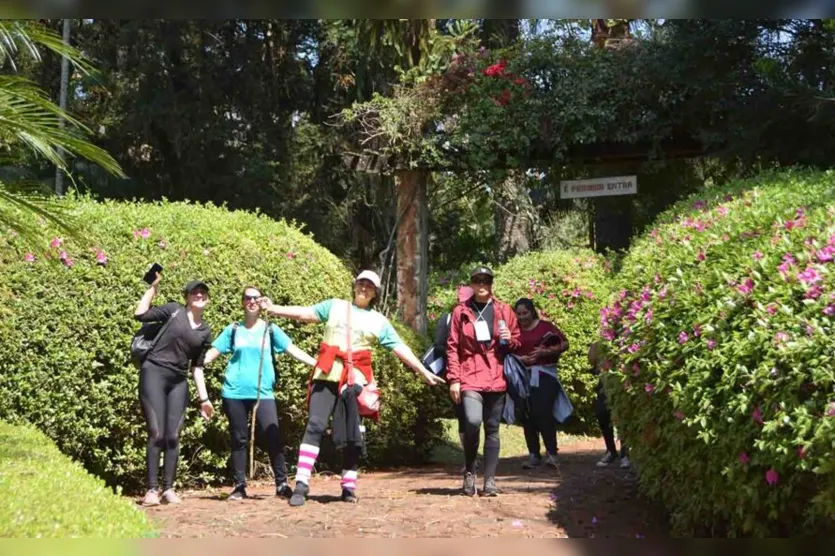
600, 169, 835, 536
0, 196, 445, 489
428, 249, 614, 432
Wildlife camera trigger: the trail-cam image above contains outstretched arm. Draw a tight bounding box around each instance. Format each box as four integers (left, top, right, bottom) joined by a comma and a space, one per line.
393, 344, 445, 386
260, 298, 320, 323
286, 344, 318, 367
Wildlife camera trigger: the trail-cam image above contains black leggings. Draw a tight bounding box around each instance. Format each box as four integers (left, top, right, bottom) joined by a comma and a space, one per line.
223, 398, 287, 487
301, 381, 360, 472
522, 373, 559, 456
139, 363, 188, 491
595, 386, 628, 458
461, 391, 505, 478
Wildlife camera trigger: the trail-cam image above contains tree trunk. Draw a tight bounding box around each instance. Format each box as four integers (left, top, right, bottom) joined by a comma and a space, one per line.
395, 169, 428, 333
494, 170, 533, 262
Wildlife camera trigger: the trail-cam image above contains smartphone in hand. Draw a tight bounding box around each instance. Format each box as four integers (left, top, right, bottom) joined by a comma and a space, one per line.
142, 262, 163, 285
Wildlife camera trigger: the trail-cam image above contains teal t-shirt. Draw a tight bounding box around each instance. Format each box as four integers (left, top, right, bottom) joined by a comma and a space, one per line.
212, 320, 292, 400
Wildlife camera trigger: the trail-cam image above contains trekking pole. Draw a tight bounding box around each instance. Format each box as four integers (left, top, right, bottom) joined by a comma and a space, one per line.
249, 314, 269, 480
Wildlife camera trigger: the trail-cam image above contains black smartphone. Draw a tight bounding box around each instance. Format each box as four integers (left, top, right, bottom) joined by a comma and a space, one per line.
142, 262, 163, 285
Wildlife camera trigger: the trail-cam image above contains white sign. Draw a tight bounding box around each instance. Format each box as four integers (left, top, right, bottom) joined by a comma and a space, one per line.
559, 175, 637, 199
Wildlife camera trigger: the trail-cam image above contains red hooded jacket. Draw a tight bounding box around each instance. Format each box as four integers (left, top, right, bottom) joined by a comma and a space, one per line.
446, 295, 521, 392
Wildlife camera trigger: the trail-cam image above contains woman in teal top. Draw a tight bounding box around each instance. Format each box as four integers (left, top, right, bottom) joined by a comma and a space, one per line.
203, 285, 317, 501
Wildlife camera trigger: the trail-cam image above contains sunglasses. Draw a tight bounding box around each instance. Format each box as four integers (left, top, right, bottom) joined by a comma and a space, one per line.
471, 277, 493, 285
243, 294, 261, 302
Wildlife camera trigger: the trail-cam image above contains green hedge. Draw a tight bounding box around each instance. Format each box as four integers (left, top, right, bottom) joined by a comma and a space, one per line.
0, 420, 154, 537
428, 249, 614, 432
0, 196, 445, 491
601, 169, 835, 536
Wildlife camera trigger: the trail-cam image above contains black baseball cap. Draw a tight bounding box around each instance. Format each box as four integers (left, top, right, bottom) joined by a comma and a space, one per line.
183, 280, 209, 295
470, 266, 494, 280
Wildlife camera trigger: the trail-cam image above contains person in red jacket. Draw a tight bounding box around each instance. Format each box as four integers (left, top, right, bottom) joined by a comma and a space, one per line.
447, 266, 521, 497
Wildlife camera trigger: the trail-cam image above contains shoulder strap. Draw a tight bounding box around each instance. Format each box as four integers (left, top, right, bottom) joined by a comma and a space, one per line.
150, 307, 179, 351
346, 301, 354, 377
231, 322, 239, 349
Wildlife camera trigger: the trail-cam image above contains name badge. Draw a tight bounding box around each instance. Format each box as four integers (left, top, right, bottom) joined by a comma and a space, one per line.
474, 320, 491, 342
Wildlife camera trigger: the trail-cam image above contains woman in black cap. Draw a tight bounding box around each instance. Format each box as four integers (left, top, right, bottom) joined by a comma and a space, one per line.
134, 273, 213, 506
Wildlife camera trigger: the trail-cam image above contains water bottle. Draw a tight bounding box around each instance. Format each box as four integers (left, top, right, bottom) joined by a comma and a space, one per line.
499, 320, 508, 346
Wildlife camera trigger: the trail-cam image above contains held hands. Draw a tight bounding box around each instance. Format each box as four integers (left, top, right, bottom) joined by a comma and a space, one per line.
200, 400, 214, 421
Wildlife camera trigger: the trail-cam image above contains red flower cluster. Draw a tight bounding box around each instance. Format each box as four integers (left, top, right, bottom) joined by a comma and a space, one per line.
481, 58, 530, 106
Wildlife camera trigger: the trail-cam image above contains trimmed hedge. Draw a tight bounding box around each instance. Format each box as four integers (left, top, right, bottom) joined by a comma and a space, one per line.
428, 249, 614, 432
0, 196, 445, 490
0, 420, 155, 537
601, 169, 835, 536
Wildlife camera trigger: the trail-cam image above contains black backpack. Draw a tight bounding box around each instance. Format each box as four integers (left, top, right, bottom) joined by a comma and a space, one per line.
130, 308, 180, 369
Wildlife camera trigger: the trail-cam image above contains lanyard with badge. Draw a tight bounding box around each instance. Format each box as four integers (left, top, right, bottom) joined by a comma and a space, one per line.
473, 300, 492, 342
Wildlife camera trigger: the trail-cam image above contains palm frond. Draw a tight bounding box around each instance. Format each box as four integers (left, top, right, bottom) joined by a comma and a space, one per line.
0, 20, 93, 75
0, 179, 81, 245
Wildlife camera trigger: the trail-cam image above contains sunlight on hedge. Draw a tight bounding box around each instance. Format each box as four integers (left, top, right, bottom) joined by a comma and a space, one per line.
601, 169, 835, 536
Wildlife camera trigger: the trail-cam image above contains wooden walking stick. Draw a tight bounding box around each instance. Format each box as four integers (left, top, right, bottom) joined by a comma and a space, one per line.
249, 315, 270, 479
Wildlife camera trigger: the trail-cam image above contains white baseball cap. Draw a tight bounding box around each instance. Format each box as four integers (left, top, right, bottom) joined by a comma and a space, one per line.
355, 270, 382, 290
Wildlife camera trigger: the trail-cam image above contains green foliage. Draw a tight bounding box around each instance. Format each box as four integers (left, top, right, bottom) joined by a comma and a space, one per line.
428, 249, 614, 432
0, 196, 445, 490
601, 169, 835, 536
0, 420, 155, 537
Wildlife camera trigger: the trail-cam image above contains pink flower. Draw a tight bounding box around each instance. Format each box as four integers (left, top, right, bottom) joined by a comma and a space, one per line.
24, 252, 35, 263
752, 406, 764, 425
753, 251, 763, 261
817, 246, 834, 262
631, 362, 640, 376
722, 234, 730, 242
49, 237, 62, 249
601, 329, 615, 341
627, 343, 641, 354
678, 331, 689, 344
692, 324, 702, 337
95, 250, 108, 265
59, 250, 68, 261
797, 266, 821, 284
644, 308, 653, 324
738, 451, 750, 464
765, 468, 779, 486
717, 206, 729, 217
707, 339, 717, 350
674, 411, 685, 421
61, 256, 74, 268
826, 402, 835, 417
286, 251, 296, 259
805, 285, 823, 300
766, 304, 778, 315
644, 383, 655, 394
696, 250, 706, 262
737, 278, 755, 295
692, 200, 706, 210
659, 286, 668, 300
775, 331, 790, 343
567, 301, 575, 310
825, 305, 835, 317
654, 273, 663, 284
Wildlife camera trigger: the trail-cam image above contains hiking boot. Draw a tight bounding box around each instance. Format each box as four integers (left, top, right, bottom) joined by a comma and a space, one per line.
620, 456, 632, 469
522, 454, 542, 469
141, 489, 160, 507
543, 453, 559, 468
161, 489, 181, 504
481, 477, 499, 497
462, 471, 477, 497
596, 451, 617, 467
228, 484, 247, 501
276, 482, 293, 499
288, 481, 309, 507
341, 488, 358, 504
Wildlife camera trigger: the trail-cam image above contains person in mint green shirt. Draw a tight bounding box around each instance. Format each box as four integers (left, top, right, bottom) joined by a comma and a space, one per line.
202, 285, 317, 501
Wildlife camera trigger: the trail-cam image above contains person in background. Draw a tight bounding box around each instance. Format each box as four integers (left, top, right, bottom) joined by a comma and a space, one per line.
260, 270, 444, 506
135, 275, 213, 506
447, 266, 520, 497
588, 342, 630, 468
201, 285, 318, 501
514, 298, 569, 470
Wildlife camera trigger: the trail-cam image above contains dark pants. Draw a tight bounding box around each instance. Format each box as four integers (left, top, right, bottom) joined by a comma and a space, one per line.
455, 402, 466, 435
223, 398, 287, 487
139, 363, 188, 491
522, 373, 559, 457
595, 385, 628, 457
301, 381, 360, 472
461, 391, 505, 478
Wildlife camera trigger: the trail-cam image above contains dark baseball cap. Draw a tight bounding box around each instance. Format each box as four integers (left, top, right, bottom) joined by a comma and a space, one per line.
470, 266, 494, 280
183, 280, 209, 295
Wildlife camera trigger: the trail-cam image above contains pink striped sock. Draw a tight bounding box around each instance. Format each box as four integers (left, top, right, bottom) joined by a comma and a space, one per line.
341, 469, 358, 491
294, 443, 320, 485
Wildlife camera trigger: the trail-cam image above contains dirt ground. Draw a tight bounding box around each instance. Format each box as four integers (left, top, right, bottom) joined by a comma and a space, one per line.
139, 438, 668, 538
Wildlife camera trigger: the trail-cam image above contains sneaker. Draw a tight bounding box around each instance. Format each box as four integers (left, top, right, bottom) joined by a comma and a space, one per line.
161, 489, 181, 504
596, 452, 617, 467
462, 471, 477, 497
228, 484, 247, 501
141, 489, 160, 506
288, 481, 309, 507
481, 477, 499, 497
521, 454, 542, 469
341, 488, 358, 503
276, 482, 293, 498
620, 456, 632, 469
543, 453, 559, 468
